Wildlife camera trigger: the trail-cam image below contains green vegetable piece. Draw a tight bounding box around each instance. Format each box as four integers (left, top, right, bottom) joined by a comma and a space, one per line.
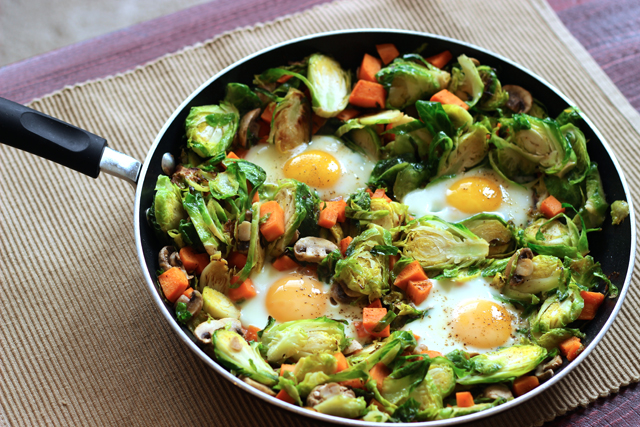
436, 125, 490, 178
575, 163, 609, 229
456, 345, 547, 385
381, 359, 430, 405
427, 358, 456, 398
561, 124, 590, 185
377, 58, 451, 110
531, 283, 584, 333
362, 404, 391, 423
202, 286, 240, 319
476, 66, 509, 111
185, 103, 239, 158
313, 394, 367, 419
522, 217, 587, 259
430, 401, 504, 420
460, 214, 515, 257
260, 317, 347, 363
213, 329, 277, 386
154, 175, 187, 234
175, 302, 192, 324
223, 83, 262, 116
307, 53, 351, 118
536, 328, 585, 350
334, 224, 392, 299
408, 373, 443, 412
293, 353, 338, 382
182, 192, 221, 256
442, 104, 473, 132
611, 200, 630, 225
370, 197, 408, 239
396, 216, 489, 271
449, 55, 485, 108
347, 331, 417, 373
268, 87, 311, 153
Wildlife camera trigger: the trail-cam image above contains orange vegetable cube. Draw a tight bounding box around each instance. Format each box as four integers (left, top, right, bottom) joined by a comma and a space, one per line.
158, 267, 189, 303
394, 261, 428, 291
430, 89, 469, 110
363, 307, 390, 338
512, 375, 540, 397
259, 200, 285, 242
376, 43, 400, 65
228, 278, 257, 302
578, 291, 605, 320
272, 255, 299, 271
406, 279, 433, 305
540, 195, 566, 219
358, 53, 382, 82
349, 80, 387, 109
456, 391, 474, 407
244, 325, 261, 342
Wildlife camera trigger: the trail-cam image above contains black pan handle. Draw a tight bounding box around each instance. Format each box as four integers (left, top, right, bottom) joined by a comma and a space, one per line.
0, 97, 140, 185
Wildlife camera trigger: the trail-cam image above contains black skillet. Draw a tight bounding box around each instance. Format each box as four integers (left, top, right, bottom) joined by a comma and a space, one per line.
0, 29, 635, 426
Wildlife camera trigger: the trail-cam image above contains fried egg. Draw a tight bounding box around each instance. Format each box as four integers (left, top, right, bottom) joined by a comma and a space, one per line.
405, 276, 522, 354
240, 262, 362, 336
402, 168, 534, 227
244, 135, 375, 200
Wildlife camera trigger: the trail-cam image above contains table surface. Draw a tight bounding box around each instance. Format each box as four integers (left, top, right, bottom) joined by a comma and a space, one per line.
1, 0, 638, 426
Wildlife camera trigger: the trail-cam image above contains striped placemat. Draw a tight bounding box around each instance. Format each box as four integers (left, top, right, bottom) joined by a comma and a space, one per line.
1, 0, 638, 426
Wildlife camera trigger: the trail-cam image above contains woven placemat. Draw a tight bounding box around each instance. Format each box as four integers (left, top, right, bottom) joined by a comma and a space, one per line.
1, 0, 639, 426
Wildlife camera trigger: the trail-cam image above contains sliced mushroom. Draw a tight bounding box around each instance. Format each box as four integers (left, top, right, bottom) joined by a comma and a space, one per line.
541, 355, 563, 371
238, 221, 252, 242
535, 368, 554, 382
330, 281, 359, 304
535, 355, 562, 382
294, 237, 339, 263
159, 246, 193, 278
504, 248, 534, 286
343, 339, 363, 355
241, 376, 276, 397
194, 318, 243, 344
503, 85, 533, 114
483, 384, 513, 400
306, 383, 355, 407
469, 57, 481, 67
238, 108, 262, 148
186, 290, 203, 317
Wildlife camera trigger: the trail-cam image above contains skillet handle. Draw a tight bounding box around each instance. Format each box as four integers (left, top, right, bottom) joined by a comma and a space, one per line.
0, 97, 107, 178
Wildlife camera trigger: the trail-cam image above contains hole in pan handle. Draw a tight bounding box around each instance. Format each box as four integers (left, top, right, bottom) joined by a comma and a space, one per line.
0, 96, 140, 186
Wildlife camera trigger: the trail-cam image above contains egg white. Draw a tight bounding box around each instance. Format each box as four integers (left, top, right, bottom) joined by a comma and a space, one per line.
244, 135, 375, 200
403, 276, 523, 354
402, 168, 534, 228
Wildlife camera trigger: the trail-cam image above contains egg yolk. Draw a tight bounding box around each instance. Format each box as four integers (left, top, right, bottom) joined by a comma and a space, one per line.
446, 177, 502, 213
265, 274, 327, 322
451, 300, 513, 348
283, 150, 341, 188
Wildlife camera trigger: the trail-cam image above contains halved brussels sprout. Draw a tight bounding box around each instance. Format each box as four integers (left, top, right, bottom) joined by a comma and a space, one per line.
213, 329, 277, 386
260, 317, 347, 363
347, 331, 417, 373
336, 124, 381, 160
266, 180, 307, 257
307, 53, 351, 118
488, 135, 539, 184
460, 214, 515, 257
531, 283, 584, 333
536, 328, 585, 350
502, 115, 576, 177
292, 353, 337, 382
202, 286, 240, 319
522, 217, 587, 259
436, 124, 490, 178
370, 197, 408, 238
396, 216, 489, 271
268, 87, 311, 153
376, 58, 451, 110
476, 66, 509, 111
154, 175, 187, 233
561, 124, 590, 185
185, 102, 239, 158
456, 345, 547, 385
448, 55, 484, 108
381, 359, 430, 405
408, 371, 444, 412
442, 104, 473, 132
503, 254, 566, 295
199, 259, 230, 294
427, 358, 456, 398
334, 224, 393, 299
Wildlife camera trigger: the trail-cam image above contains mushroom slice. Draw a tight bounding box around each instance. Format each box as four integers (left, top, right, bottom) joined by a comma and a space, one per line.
186, 290, 203, 317
159, 246, 192, 278
503, 85, 533, 114
504, 248, 534, 286
483, 384, 513, 400
238, 108, 262, 148
343, 339, 363, 355
194, 318, 243, 344
330, 282, 359, 304
294, 237, 339, 263
241, 376, 276, 397
306, 383, 355, 407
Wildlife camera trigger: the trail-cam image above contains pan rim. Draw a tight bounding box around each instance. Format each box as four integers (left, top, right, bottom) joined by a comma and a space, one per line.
133, 28, 637, 426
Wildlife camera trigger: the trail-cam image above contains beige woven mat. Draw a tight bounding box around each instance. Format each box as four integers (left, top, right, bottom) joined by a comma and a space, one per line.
2, 0, 639, 425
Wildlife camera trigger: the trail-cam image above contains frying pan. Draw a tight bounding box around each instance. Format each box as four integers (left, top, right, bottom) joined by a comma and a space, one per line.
0, 29, 635, 426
